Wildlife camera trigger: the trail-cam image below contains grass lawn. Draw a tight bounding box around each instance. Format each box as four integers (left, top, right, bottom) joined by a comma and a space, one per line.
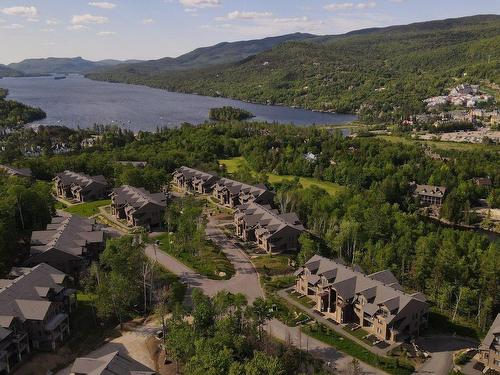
377, 135, 500, 152
64, 199, 111, 217
156, 232, 235, 280
304, 324, 415, 375
219, 157, 344, 196
286, 290, 316, 309
251, 254, 294, 276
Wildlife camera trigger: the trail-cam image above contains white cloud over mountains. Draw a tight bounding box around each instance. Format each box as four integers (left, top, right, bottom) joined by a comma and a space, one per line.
72, 14, 109, 25
324, 2, 377, 11
179, 0, 220, 8
89, 2, 117, 10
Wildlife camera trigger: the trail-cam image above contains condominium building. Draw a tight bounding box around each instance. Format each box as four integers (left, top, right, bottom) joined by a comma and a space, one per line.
54, 171, 108, 203
0, 264, 74, 373
234, 202, 304, 253
26, 214, 105, 276
172, 166, 219, 194
477, 314, 500, 372
213, 177, 275, 208
110, 185, 167, 229
69, 351, 155, 375
411, 183, 447, 206
295, 255, 428, 344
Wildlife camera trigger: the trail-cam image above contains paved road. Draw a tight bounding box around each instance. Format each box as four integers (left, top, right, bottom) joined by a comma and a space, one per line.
413, 335, 478, 375
145, 214, 385, 374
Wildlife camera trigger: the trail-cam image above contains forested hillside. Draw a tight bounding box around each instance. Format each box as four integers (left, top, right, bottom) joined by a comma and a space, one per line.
0, 64, 23, 78
88, 15, 500, 122
0, 88, 46, 129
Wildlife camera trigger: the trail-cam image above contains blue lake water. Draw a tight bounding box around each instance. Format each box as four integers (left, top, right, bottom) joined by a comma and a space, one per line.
0, 75, 357, 132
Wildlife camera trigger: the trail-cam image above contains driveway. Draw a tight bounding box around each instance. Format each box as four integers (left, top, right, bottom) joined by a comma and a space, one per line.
145, 214, 385, 374
413, 335, 478, 375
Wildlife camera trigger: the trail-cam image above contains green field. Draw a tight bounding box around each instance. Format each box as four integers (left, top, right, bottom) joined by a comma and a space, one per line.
219, 157, 344, 196
64, 199, 111, 217
377, 135, 500, 152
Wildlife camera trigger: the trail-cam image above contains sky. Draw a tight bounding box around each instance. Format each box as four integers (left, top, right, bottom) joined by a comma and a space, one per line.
1, 0, 499, 64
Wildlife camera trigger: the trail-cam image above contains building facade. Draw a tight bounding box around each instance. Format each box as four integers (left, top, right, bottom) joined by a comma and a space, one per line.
110, 185, 167, 229
0, 264, 74, 373
295, 255, 428, 344
27, 214, 105, 276
477, 314, 500, 372
411, 183, 447, 206
212, 178, 275, 208
54, 171, 108, 203
172, 166, 219, 194
234, 202, 304, 253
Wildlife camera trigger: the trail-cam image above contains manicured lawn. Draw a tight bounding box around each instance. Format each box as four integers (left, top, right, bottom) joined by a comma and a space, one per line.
251, 254, 294, 276
377, 135, 500, 152
286, 290, 316, 309
156, 232, 235, 280
219, 156, 345, 196
303, 324, 415, 375
65, 199, 111, 217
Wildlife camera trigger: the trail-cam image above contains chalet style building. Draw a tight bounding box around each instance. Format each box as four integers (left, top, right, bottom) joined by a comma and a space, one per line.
172, 166, 219, 194
477, 314, 500, 372
411, 183, 447, 206
26, 214, 105, 276
0, 165, 32, 179
69, 351, 155, 375
234, 202, 304, 253
295, 255, 428, 344
54, 171, 108, 203
110, 185, 167, 229
213, 178, 275, 208
0, 264, 74, 373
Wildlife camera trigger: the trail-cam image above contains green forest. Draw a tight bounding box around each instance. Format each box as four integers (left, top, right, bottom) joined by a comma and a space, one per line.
0, 121, 498, 332
88, 15, 500, 123
0, 88, 46, 129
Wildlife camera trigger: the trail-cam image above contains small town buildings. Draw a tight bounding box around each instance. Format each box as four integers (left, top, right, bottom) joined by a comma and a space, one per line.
0, 165, 32, 179
26, 214, 105, 276
110, 185, 167, 229
117, 161, 148, 168
172, 166, 219, 194
304, 152, 318, 162
477, 313, 500, 372
0, 264, 74, 373
411, 183, 447, 206
473, 177, 493, 187
234, 202, 305, 253
295, 255, 428, 344
54, 171, 108, 203
213, 178, 275, 208
69, 351, 155, 375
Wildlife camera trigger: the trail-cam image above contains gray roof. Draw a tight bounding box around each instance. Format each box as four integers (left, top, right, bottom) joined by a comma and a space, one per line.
0, 165, 32, 178
480, 313, 500, 351
173, 166, 219, 185
111, 185, 166, 211
301, 255, 427, 319
214, 177, 271, 199
414, 184, 446, 198
235, 202, 304, 240
70, 351, 155, 375
0, 263, 67, 325
30, 214, 104, 258
55, 170, 107, 189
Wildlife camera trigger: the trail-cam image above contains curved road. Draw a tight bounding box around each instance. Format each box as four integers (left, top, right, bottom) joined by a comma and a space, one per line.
145, 215, 384, 374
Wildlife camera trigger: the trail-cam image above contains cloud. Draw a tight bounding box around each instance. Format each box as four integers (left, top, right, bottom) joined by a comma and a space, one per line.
179, 0, 220, 8
72, 14, 109, 25
89, 2, 117, 10
67, 24, 88, 31
46, 18, 60, 26
1, 6, 38, 18
324, 2, 376, 11
41, 27, 54, 32
216, 10, 273, 21
142, 18, 154, 24
3, 23, 24, 29
97, 30, 116, 36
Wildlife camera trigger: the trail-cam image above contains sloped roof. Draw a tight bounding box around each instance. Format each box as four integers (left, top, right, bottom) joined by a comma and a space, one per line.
30, 214, 104, 258
235, 202, 304, 240
111, 186, 166, 211
0, 165, 32, 178
173, 166, 218, 185
480, 313, 500, 350
215, 177, 270, 199
55, 170, 107, 189
299, 255, 427, 320
0, 263, 66, 325
414, 184, 446, 198
70, 351, 155, 375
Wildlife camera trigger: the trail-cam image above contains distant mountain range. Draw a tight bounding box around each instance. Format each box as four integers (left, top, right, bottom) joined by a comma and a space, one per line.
88, 14, 500, 122
1, 57, 143, 77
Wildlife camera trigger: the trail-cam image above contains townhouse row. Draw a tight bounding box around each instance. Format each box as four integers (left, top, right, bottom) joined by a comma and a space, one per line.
172, 166, 305, 253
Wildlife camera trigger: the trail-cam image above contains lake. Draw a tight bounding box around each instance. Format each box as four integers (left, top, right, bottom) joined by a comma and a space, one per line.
0, 75, 357, 132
